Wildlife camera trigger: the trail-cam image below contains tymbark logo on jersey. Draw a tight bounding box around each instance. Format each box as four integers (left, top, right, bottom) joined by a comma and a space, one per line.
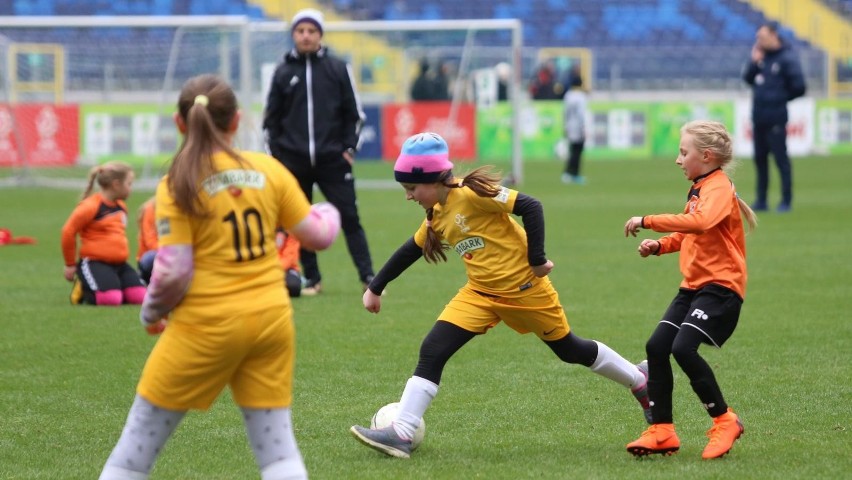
454, 237, 484, 259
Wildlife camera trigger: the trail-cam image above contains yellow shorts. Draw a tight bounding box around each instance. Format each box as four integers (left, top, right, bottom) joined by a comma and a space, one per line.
137, 305, 295, 411
439, 278, 571, 340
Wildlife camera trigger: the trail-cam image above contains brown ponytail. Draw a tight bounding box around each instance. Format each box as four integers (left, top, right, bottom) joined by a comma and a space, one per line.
169, 74, 245, 218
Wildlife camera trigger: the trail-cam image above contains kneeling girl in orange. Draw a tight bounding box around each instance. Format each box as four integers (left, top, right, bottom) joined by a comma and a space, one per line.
61, 161, 146, 305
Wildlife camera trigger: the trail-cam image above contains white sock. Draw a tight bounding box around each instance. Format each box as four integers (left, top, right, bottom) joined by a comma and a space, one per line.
589, 341, 644, 389
260, 458, 308, 480
99, 466, 148, 480
392, 376, 438, 440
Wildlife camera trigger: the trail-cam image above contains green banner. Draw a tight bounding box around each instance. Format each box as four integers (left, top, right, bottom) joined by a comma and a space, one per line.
80, 104, 178, 168
78, 103, 270, 168
585, 101, 652, 160
477, 100, 652, 162
648, 102, 734, 158
477, 102, 561, 162
815, 99, 852, 155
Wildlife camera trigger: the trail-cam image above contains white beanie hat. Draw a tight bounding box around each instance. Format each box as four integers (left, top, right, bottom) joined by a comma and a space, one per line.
291, 8, 324, 35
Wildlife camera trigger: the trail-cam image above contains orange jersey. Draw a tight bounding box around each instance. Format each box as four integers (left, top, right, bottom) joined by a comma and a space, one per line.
61, 192, 130, 265
643, 169, 747, 298
137, 198, 158, 261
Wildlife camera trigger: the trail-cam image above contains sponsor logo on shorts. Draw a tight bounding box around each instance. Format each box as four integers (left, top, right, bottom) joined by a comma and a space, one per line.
690, 308, 709, 320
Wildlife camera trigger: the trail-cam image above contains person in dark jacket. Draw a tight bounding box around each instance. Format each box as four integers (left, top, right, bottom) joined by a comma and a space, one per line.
742, 20, 806, 213
264, 8, 375, 295
410, 58, 444, 101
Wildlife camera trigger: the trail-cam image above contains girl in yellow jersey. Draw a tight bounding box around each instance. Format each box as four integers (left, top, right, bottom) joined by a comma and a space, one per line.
624, 121, 757, 460
99, 74, 340, 480
350, 132, 650, 459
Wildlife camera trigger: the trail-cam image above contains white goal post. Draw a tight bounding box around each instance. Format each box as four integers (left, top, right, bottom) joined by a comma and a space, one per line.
0, 15, 525, 187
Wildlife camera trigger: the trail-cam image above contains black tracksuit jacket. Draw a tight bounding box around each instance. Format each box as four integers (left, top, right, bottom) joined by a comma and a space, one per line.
263, 46, 364, 167
742, 43, 806, 127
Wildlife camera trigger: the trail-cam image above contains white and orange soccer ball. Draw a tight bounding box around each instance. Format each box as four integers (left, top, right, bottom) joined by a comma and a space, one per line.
370, 402, 426, 450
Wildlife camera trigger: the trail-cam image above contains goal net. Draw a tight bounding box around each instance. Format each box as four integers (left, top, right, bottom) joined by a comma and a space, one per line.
0, 15, 525, 189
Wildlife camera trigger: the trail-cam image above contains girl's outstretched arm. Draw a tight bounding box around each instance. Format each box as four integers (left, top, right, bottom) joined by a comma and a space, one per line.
363, 237, 422, 314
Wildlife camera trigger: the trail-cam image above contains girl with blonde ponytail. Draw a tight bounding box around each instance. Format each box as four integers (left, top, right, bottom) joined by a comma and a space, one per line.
624, 120, 754, 460
60, 160, 145, 306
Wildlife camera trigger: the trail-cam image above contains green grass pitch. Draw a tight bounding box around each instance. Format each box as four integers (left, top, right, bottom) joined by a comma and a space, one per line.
1, 155, 850, 479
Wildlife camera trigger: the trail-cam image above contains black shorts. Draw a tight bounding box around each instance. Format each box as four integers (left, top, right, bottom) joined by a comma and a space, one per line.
660, 284, 742, 348
78, 258, 144, 294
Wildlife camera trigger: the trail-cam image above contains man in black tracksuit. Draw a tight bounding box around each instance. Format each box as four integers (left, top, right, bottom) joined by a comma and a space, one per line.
742, 20, 806, 213
264, 8, 374, 294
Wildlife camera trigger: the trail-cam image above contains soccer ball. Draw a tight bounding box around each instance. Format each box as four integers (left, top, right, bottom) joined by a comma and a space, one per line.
370, 402, 426, 450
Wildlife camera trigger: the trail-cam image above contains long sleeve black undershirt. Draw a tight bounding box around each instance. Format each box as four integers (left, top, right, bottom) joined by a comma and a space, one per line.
513, 193, 547, 267
367, 237, 422, 295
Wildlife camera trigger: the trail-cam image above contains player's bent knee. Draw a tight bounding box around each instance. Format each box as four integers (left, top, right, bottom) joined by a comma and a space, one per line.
123, 286, 146, 304
95, 290, 124, 306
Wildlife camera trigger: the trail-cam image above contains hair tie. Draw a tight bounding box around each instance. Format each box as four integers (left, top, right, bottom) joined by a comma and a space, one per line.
458, 179, 464, 188
425, 220, 432, 228
194, 95, 209, 107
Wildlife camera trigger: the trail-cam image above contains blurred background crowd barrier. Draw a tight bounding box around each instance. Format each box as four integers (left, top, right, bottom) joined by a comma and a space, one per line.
1, 0, 850, 187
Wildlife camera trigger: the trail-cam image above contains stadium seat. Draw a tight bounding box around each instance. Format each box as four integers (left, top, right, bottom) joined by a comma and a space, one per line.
2, 0, 819, 91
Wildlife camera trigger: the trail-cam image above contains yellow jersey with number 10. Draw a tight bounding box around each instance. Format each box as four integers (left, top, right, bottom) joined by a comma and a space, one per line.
154, 150, 311, 316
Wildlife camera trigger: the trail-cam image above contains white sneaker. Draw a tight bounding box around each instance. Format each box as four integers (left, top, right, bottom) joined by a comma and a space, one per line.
301, 281, 322, 296
350, 425, 412, 459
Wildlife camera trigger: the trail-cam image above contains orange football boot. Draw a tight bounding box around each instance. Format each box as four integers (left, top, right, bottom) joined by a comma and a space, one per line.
626, 423, 680, 457
702, 408, 744, 459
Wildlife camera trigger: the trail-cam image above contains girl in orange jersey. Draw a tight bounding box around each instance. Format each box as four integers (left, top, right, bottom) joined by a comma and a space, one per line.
350, 132, 651, 459
98, 74, 340, 480
623, 120, 758, 460
276, 228, 303, 297
136, 196, 158, 284
61, 161, 146, 306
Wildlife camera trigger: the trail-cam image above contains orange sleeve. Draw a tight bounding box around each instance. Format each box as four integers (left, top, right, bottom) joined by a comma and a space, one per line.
277, 231, 301, 271
137, 199, 158, 260
656, 232, 684, 255
643, 173, 747, 298
60, 197, 98, 266
644, 181, 730, 235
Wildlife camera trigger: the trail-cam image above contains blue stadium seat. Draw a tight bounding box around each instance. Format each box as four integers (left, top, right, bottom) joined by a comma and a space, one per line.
3, 0, 819, 90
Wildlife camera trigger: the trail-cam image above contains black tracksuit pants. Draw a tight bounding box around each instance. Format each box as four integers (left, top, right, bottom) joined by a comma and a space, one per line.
752, 121, 792, 207
282, 156, 374, 285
